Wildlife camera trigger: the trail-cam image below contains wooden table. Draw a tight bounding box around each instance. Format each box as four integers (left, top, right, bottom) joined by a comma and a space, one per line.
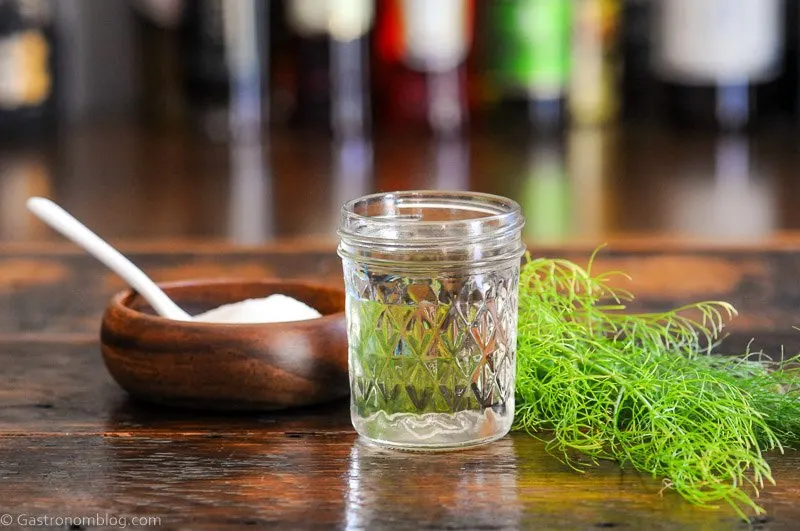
2, 243, 800, 529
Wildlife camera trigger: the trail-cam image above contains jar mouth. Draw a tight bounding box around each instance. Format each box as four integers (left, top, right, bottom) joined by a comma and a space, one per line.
338, 191, 525, 268
339, 190, 524, 242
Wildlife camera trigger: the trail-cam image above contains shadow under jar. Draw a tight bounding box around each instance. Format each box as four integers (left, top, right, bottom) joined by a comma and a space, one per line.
338, 191, 526, 450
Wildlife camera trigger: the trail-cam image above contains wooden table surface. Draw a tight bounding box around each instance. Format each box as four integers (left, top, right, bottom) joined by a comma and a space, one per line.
2, 243, 800, 530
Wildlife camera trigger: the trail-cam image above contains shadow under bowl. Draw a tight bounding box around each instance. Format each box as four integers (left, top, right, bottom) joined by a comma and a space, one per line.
100, 278, 349, 411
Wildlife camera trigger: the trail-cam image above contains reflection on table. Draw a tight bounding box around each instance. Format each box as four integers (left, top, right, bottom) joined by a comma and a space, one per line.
0, 124, 796, 245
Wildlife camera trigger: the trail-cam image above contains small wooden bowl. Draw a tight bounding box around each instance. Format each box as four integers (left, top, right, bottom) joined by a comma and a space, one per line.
100, 279, 349, 411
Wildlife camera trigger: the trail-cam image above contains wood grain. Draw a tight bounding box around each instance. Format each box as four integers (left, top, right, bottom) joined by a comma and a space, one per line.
0, 339, 351, 436
2, 433, 796, 530
0, 340, 798, 529
3, 245, 800, 528
2, 244, 800, 355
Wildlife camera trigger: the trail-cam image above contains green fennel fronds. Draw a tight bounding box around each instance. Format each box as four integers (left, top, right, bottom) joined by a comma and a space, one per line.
513, 253, 800, 518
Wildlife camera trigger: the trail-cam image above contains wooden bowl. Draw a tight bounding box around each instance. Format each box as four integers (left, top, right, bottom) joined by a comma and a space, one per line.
100, 279, 349, 411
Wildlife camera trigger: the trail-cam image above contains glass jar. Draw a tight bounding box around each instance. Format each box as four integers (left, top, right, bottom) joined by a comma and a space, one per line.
338, 191, 525, 450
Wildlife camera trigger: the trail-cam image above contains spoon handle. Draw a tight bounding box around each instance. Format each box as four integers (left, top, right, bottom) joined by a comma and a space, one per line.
26, 197, 192, 321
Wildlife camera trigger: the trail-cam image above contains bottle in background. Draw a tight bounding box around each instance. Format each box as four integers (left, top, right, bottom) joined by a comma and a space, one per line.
400, 0, 473, 136
181, 0, 270, 140
568, 0, 620, 127
620, 0, 660, 124
652, 0, 784, 131
488, 0, 572, 134
0, 0, 56, 140
372, 0, 425, 130
223, 0, 268, 140
268, 0, 294, 126
757, 0, 799, 124
131, 0, 186, 129
465, 1, 493, 127
328, 0, 374, 138
285, 0, 373, 136
795, 0, 800, 120
181, 0, 230, 136
372, 0, 473, 136
285, 0, 331, 130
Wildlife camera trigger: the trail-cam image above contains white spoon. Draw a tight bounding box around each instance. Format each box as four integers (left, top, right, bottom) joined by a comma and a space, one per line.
26, 197, 193, 321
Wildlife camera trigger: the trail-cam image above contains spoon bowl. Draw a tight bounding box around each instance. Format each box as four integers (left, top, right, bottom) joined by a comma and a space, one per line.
100, 278, 349, 411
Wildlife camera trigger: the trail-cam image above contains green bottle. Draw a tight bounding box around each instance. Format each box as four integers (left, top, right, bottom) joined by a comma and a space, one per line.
490, 0, 572, 130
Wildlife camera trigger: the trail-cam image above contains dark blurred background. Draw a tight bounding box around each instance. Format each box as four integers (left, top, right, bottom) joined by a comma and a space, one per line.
2, 0, 800, 245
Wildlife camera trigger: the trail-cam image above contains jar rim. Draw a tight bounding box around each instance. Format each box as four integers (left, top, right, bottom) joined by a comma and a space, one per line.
339, 190, 523, 235
338, 191, 525, 267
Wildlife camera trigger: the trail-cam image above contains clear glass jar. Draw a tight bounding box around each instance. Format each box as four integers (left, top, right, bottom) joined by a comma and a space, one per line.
338, 191, 525, 450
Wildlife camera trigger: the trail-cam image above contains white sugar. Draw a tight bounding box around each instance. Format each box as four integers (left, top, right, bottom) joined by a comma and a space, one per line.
193, 294, 322, 324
